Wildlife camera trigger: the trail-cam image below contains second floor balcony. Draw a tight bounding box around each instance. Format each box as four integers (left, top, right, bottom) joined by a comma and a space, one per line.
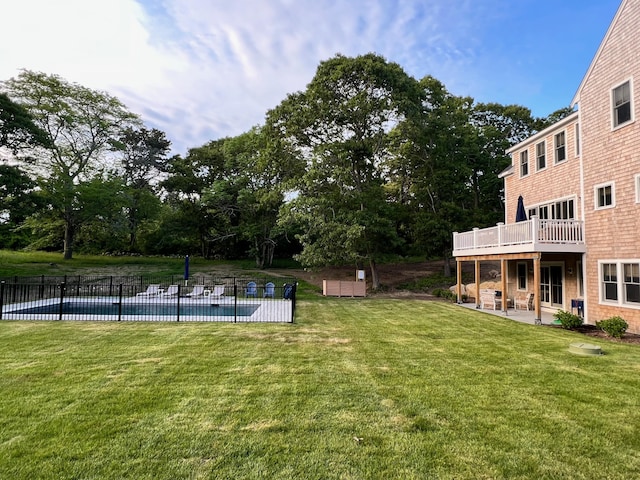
453, 217, 586, 257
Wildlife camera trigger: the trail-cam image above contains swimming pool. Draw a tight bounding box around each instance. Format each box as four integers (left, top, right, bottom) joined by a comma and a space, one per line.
9, 301, 260, 317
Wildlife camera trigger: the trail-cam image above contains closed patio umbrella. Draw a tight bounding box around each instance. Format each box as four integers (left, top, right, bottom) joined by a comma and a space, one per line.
515, 195, 527, 222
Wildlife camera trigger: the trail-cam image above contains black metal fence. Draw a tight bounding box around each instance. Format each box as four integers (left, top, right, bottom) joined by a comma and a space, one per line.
0, 276, 297, 323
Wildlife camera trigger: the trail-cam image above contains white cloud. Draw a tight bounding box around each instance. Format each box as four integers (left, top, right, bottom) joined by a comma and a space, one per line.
1, 0, 621, 156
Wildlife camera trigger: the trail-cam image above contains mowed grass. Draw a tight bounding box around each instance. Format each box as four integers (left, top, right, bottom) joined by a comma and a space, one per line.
1, 300, 639, 479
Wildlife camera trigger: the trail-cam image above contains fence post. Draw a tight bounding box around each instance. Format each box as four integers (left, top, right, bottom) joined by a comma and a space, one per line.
110, 276, 114, 297
176, 285, 181, 322
58, 282, 66, 321
0, 281, 4, 320
291, 283, 297, 323
234, 283, 238, 323
117, 284, 123, 321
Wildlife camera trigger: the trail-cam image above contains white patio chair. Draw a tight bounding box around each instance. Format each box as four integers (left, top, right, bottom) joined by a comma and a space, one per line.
136, 284, 161, 297
208, 285, 226, 298
185, 285, 206, 297
160, 285, 179, 297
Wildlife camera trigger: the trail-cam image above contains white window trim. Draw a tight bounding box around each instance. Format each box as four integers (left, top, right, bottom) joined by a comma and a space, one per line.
598, 259, 640, 310
554, 130, 567, 164
594, 181, 615, 210
519, 150, 529, 178
635, 173, 640, 204
611, 78, 634, 131
575, 123, 581, 157
599, 260, 620, 305
526, 195, 579, 220
535, 140, 546, 172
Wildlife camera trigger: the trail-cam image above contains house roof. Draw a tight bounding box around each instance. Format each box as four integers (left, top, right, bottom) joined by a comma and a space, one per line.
498, 164, 514, 179
505, 110, 579, 155
571, 0, 628, 107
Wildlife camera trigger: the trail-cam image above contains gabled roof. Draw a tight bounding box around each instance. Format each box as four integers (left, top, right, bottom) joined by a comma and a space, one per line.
571, 0, 628, 107
505, 110, 579, 155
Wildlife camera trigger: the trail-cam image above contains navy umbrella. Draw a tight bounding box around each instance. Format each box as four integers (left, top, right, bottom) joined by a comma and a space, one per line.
516, 195, 527, 222
184, 255, 189, 284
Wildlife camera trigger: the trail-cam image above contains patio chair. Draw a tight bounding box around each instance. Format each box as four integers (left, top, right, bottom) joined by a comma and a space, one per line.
208, 285, 226, 298
160, 285, 179, 297
264, 282, 275, 298
515, 293, 534, 311
136, 284, 161, 297
480, 289, 501, 310
245, 281, 257, 298
185, 285, 205, 297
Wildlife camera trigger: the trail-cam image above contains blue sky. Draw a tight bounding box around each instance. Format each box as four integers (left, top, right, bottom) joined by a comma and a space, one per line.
0, 0, 622, 156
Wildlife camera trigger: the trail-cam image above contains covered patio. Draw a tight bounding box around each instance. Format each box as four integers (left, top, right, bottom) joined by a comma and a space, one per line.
453, 216, 586, 325
455, 299, 557, 326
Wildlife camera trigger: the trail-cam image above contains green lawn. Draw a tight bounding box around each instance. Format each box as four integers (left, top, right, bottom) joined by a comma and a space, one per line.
1, 299, 639, 479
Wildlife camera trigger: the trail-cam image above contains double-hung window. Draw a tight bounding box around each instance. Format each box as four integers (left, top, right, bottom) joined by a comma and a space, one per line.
595, 182, 615, 209
554, 132, 566, 163
536, 141, 546, 171
612, 80, 632, 128
520, 150, 529, 177
623, 263, 640, 304
602, 263, 618, 302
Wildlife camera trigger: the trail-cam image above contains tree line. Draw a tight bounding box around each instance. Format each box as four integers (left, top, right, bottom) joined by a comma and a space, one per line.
0, 54, 567, 287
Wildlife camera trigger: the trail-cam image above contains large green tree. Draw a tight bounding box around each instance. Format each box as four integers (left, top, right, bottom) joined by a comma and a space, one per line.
210, 127, 292, 268
267, 53, 422, 288
0, 92, 50, 152
113, 127, 171, 251
0, 164, 45, 248
2, 70, 140, 258
161, 127, 296, 265
160, 140, 229, 257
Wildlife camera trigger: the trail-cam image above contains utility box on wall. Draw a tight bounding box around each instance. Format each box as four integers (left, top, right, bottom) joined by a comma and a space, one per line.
356, 270, 365, 281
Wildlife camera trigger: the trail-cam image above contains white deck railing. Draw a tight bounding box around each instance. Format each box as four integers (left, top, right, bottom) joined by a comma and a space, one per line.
453, 217, 584, 253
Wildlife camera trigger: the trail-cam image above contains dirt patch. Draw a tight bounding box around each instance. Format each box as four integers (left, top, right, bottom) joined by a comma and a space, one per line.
283, 260, 466, 291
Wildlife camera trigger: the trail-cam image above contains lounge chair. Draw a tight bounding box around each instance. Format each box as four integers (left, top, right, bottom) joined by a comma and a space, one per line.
245, 281, 257, 298
160, 285, 179, 297
264, 282, 275, 298
136, 284, 161, 297
185, 285, 205, 298
209, 285, 226, 298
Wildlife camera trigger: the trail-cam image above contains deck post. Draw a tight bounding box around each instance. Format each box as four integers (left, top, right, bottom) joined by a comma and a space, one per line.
533, 255, 542, 324
475, 260, 481, 309
456, 260, 463, 303
501, 258, 508, 313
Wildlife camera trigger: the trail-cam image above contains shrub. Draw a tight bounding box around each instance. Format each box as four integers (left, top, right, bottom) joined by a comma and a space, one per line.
432, 288, 457, 302
596, 316, 629, 338
553, 309, 583, 330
